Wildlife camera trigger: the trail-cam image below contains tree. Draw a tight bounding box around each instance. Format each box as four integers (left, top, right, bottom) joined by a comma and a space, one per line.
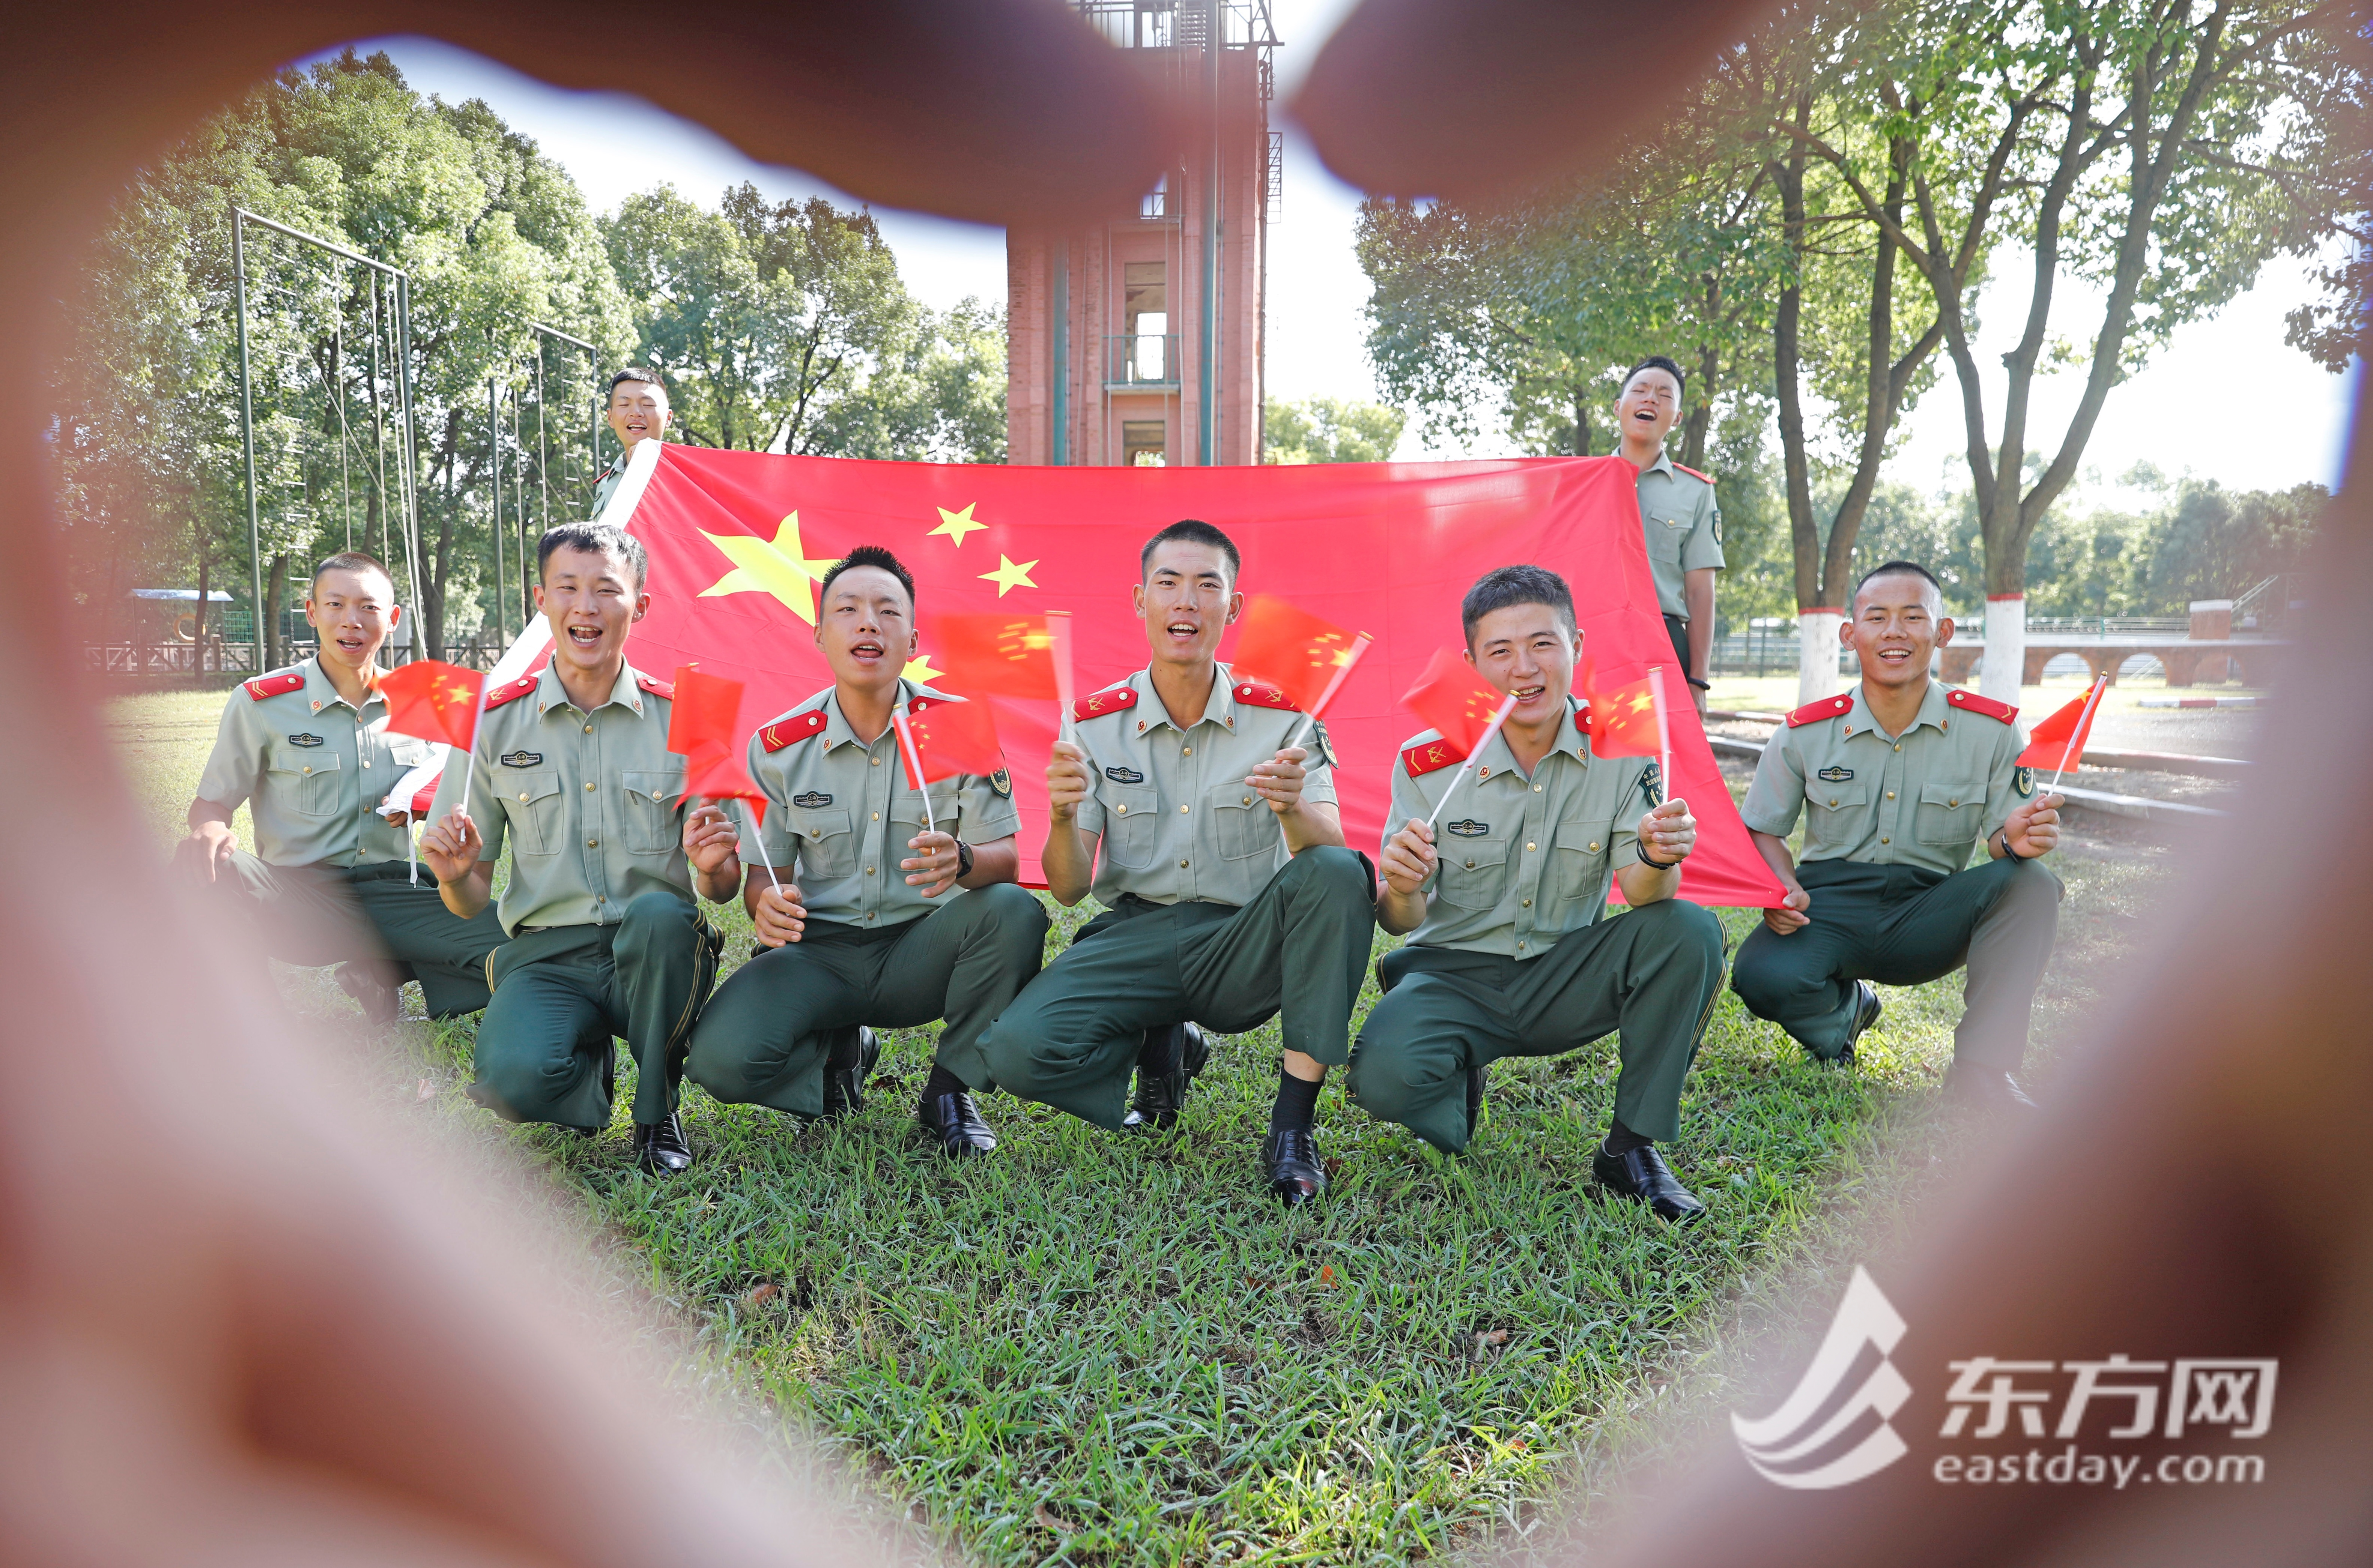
1796, 0, 2366, 698
1262, 397, 1406, 463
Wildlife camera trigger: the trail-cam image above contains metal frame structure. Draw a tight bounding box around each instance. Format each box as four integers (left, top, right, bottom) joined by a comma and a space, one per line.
232, 208, 425, 670
489, 324, 599, 641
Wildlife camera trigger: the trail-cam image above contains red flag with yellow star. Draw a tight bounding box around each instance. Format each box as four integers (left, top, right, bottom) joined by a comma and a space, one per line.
379, 659, 485, 749
1228, 595, 1371, 718
901, 693, 1005, 784
666, 665, 768, 821
926, 611, 1061, 700
1399, 646, 1507, 761
1580, 659, 1662, 758
601, 444, 1782, 904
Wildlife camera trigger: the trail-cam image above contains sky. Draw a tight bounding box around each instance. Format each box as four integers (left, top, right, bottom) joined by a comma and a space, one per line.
324, 2, 2355, 499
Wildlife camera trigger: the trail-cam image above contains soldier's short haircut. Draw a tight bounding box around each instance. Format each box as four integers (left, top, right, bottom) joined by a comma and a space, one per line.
538, 522, 649, 589
817, 544, 917, 614
1623, 355, 1687, 399
310, 550, 394, 594
1140, 519, 1241, 583
607, 366, 666, 399
1853, 559, 1944, 606
1461, 563, 1576, 646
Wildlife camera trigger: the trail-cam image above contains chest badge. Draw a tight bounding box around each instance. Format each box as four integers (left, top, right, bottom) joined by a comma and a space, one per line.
286, 733, 323, 748
500, 750, 543, 769
1104, 765, 1145, 784
793, 792, 833, 808
1816, 765, 1854, 783
1445, 819, 1489, 838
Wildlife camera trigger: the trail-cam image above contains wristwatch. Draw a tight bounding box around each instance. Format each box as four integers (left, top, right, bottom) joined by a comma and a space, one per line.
953, 840, 975, 880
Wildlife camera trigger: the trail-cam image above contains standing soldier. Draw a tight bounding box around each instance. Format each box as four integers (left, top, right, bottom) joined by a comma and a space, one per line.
1349, 566, 1728, 1223
589, 367, 671, 518
1614, 356, 1723, 714
980, 521, 1375, 1205
180, 551, 504, 1022
420, 523, 726, 1173
1730, 560, 2064, 1111
683, 547, 1048, 1156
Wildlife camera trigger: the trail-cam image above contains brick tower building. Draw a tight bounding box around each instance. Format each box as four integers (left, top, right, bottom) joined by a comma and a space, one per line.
1007, 1, 1279, 467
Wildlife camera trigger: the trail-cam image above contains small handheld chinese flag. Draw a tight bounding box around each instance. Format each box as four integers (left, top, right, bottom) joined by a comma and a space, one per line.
899, 694, 1005, 784
1399, 647, 1508, 759
1580, 658, 1662, 759
667, 664, 777, 885
380, 659, 485, 749
1230, 595, 1373, 721
927, 612, 1063, 700
2018, 675, 2107, 780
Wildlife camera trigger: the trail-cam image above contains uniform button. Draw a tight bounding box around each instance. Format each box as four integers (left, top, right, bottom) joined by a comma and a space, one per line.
585, 781, 596, 792
586, 837, 598, 848
1517, 941, 1526, 950
1894, 743, 1902, 752
1828, 797, 1838, 807
1179, 858, 1190, 869
1522, 898, 1532, 907
596, 894, 605, 902
1116, 804, 1128, 815
1242, 796, 1252, 805
866, 866, 875, 875
871, 757, 881, 766
518, 792, 530, 802
583, 724, 592, 733
1464, 859, 1476, 869
1588, 841, 1600, 852
1526, 841, 1535, 852
1887, 790, 1896, 800
1880, 836, 1890, 844
872, 812, 880, 821
1948, 798, 1959, 808
1183, 746, 1192, 756
302, 766, 311, 773
1179, 804, 1190, 814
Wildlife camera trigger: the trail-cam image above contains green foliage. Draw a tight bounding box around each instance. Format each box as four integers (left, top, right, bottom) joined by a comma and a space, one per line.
1263, 397, 1407, 464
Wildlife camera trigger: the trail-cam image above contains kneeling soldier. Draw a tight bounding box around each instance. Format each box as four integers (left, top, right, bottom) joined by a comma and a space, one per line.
180, 551, 503, 1022
421, 523, 725, 1172
980, 521, 1375, 1205
683, 547, 1047, 1156
1732, 560, 2062, 1111
1349, 565, 1727, 1223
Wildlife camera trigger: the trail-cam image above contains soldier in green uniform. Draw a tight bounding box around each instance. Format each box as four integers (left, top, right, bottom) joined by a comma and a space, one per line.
589, 367, 670, 518
180, 551, 504, 1022
979, 521, 1375, 1205
1615, 356, 1723, 714
1348, 565, 1728, 1223
1731, 560, 2064, 1111
420, 523, 725, 1172
682, 547, 1047, 1156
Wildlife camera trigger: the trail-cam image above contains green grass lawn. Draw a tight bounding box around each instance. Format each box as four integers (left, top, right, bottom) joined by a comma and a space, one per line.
119, 686, 2167, 1565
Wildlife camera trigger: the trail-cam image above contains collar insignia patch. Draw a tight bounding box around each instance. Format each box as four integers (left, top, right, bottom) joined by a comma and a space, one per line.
1445, 819, 1489, 837
500, 750, 543, 769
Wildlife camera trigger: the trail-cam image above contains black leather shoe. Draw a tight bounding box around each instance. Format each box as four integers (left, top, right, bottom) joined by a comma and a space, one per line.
1945, 1065, 2039, 1113
1836, 980, 1883, 1063
917, 1088, 997, 1157
1464, 1063, 1488, 1141
634, 1112, 693, 1174
1121, 1022, 1209, 1131
818, 1026, 880, 1122
1263, 1127, 1325, 1207
337, 961, 402, 1025
1592, 1143, 1707, 1224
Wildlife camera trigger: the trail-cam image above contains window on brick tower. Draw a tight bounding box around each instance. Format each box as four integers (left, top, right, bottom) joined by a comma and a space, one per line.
1125, 261, 1166, 383
1123, 420, 1167, 467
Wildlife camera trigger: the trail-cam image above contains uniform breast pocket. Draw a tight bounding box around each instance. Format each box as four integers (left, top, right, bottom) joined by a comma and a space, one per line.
1434, 836, 1510, 910
1805, 785, 1868, 850
890, 787, 962, 838
1644, 515, 1687, 564
620, 770, 684, 855
792, 809, 855, 879
1211, 784, 1277, 861
1097, 783, 1161, 870
387, 737, 436, 770
1552, 818, 1616, 899
1915, 782, 1984, 846
501, 770, 563, 855
268, 745, 341, 817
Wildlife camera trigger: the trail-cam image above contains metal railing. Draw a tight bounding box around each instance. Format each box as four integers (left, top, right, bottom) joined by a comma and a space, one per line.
2026, 615, 2191, 637
1106, 332, 1181, 386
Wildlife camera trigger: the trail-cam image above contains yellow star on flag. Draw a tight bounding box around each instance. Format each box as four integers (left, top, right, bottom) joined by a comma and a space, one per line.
929, 502, 988, 547
1629, 692, 1655, 715
979, 554, 1039, 597
903, 653, 947, 684
445, 679, 474, 704
698, 512, 840, 625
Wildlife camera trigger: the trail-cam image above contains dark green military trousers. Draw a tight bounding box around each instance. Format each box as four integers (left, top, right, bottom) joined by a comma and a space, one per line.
1730, 855, 2062, 1068
1347, 898, 1727, 1152
685, 883, 1049, 1115
469, 891, 722, 1130
981, 845, 1374, 1130
210, 850, 504, 1018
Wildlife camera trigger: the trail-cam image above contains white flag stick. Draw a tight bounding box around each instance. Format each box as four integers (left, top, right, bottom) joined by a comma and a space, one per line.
1284, 632, 1375, 752
407, 813, 418, 885
1649, 663, 1674, 808
2047, 674, 2109, 793
1425, 692, 1521, 831
892, 704, 936, 835
1047, 609, 1079, 750
739, 796, 780, 891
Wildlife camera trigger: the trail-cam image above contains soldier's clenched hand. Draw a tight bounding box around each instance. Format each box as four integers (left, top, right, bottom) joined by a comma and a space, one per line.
419, 809, 483, 886
752, 882, 809, 947
1047, 740, 1093, 821
903, 829, 961, 898
1636, 797, 1696, 867
1246, 745, 1309, 815
681, 803, 742, 878
1763, 884, 1812, 935
2001, 792, 2062, 859
1380, 818, 1438, 897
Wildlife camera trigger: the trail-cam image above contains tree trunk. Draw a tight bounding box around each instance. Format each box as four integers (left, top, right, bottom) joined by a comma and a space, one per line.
1772, 93, 1817, 615
263, 551, 290, 670
1571, 387, 1592, 457
193, 551, 210, 676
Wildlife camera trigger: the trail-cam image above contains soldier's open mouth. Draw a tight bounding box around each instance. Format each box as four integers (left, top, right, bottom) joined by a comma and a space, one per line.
566, 625, 603, 647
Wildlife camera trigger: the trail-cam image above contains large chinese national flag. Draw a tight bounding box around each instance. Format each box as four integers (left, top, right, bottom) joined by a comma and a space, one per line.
614, 446, 1784, 905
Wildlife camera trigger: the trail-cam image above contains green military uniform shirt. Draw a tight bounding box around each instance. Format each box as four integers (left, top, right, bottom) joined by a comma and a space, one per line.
1070, 665, 1338, 910
1386, 697, 1655, 959
745, 680, 1021, 929
1741, 679, 2031, 875
1635, 452, 1725, 619
431, 659, 692, 936
196, 658, 435, 867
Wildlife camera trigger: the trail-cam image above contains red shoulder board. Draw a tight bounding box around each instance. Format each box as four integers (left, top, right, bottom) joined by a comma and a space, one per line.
242, 670, 306, 701
1232, 679, 1301, 712
1944, 687, 2018, 724
483, 674, 540, 710
1786, 694, 1856, 727
1073, 685, 1138, 722
1673, 462, 1713, 483
1400, 737, 1466, 777
759, 710, 829, 752
635, 671, 674, 700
